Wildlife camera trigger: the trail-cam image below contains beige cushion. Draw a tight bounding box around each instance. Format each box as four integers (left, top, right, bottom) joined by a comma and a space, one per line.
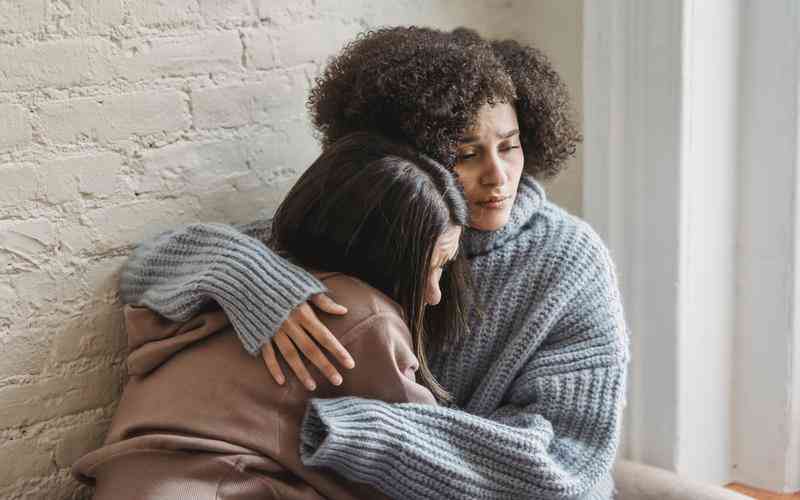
613, 460, 753, 500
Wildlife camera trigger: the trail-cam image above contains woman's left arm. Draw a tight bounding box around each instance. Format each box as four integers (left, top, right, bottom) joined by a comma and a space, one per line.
299, 242, 630, 500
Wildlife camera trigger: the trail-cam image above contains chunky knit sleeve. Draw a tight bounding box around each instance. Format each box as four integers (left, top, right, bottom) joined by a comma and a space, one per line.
119, 220, 325, 355
299, 234, 629, 499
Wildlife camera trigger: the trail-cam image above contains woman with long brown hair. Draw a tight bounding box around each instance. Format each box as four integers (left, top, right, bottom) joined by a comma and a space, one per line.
73, 132, 468, 499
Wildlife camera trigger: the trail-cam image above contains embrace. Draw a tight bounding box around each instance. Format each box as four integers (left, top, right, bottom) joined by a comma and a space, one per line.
73, 26, 629, 500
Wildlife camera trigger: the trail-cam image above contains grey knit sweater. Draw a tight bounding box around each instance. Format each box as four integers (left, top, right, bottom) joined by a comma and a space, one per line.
120, 175, 630, 500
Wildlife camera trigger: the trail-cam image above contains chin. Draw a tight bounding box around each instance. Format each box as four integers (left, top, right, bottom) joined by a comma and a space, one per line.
469, 199, 515, 231
472, 215, 510, 231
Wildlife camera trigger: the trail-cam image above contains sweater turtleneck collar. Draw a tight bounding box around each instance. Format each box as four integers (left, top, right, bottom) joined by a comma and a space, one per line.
462, 175, 546, 258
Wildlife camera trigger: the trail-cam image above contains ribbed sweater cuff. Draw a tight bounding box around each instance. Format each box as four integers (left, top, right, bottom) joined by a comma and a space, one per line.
300, 398, 386, 470
196, 235, 326, 355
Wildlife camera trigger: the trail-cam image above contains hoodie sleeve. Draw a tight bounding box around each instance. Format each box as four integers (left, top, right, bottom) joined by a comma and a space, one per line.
119, 220, 325, 355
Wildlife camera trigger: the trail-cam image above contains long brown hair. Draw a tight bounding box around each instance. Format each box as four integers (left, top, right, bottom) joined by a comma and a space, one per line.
270, 132, 470, 402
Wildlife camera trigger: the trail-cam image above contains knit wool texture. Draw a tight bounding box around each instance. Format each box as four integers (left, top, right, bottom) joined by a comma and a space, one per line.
119, 175, 630, 500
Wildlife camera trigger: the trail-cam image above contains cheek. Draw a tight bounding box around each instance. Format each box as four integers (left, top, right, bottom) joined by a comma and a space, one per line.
425, 269, 443, 305
512, 167, 524, 188
453, 168, 480, 201
507, 155, 525, 188
512, 151, 525, 178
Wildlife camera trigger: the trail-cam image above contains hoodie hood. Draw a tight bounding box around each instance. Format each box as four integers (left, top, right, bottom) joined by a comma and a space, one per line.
124, 305, 231, 376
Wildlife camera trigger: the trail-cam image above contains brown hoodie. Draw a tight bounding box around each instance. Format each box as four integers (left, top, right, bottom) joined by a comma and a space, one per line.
73, 272, 437, 500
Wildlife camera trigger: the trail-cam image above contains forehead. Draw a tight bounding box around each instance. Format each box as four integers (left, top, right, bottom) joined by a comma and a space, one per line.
463, 102, 519, 138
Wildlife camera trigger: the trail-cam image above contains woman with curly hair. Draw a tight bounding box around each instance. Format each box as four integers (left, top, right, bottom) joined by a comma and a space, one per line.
119, 26, 629, 500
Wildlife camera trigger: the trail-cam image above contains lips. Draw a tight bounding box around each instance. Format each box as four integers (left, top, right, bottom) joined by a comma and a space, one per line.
476, 195, 511, 208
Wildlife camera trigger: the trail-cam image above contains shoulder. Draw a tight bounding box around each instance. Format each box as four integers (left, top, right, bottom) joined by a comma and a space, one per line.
312, 273, 408, 344
530, 199, 619, 286
528, 204, 629, 361
317, 273, 404, 317
234, 218, 273, 242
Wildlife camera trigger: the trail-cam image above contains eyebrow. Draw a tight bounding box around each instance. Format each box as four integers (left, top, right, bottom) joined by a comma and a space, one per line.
459, 129, 520, 144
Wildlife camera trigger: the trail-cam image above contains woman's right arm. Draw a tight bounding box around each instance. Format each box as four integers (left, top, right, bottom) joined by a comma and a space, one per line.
119, 221, 327, 356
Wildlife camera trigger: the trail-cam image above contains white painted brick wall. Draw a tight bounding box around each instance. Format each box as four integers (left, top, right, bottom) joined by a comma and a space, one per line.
0, 105, 33, 150
0, 1, 580, 498
40, 91, 191, 144
0, 1, 47, 35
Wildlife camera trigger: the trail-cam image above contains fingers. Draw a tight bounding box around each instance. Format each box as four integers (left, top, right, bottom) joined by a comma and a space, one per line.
266, 297, 355, 391
310, 293, 348, 315
299, 306, 355, 370
282, 319, 344, 387
261, 342, 285, 386
273, 330, 317, 391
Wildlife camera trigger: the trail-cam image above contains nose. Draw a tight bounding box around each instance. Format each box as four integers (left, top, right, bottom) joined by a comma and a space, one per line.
480, 151, 509, 186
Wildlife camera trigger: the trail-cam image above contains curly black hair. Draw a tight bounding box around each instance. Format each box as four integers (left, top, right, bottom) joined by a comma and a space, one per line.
488, 37, 582, 178
307, 26, 581, 178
